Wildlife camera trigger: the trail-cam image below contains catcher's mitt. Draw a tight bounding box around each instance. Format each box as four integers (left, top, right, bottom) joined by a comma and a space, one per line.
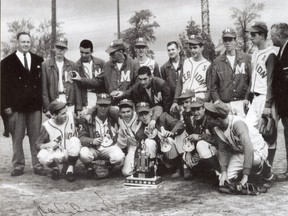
259, 114, 277, 144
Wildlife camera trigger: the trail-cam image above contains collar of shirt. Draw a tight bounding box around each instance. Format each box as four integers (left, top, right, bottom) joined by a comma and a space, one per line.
16, 50, 31, 70
280, 39, 288, 60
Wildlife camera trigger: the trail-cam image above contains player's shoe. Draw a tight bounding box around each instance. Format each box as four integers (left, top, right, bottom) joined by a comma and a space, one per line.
183, 168, 194, 180
66, 172, 76, 182
86, 168, 95, 179
51, 168, 60, 181
171, 168, 183, 179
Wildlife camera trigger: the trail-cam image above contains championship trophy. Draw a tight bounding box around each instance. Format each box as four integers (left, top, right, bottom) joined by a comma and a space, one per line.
124, 128, 162, 187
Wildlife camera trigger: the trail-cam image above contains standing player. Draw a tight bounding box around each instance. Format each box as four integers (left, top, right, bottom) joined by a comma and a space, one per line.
134, 37, 161, 77
210, 28, 252, 117
245, 21, 277, 166
171, 35, 210, 114
36, 101, 81, 182
75, 39, 105, 115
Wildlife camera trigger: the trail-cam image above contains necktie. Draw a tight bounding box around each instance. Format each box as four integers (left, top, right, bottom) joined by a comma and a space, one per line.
24, 53, 29, 71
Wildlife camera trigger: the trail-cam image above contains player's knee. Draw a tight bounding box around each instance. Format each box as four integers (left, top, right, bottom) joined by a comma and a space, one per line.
122, 164, 133, 177
66, 137, 81, 156
145, 139, 157, 158
110, 150, 125, 166
79, 147, 94, 163
37, 149, 53, 165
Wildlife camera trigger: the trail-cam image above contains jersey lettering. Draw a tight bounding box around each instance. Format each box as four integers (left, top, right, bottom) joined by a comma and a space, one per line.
194, 72, 206, 86
235, 63, 246, 75
256, 64, 267, 78
154, 92, 162, 104
120, 70, 131, 82
183, 70, 191, 81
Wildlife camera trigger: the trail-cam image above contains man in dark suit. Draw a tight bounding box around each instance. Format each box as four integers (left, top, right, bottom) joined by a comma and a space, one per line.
271, 23, 288, 180
1, 32, 46, 176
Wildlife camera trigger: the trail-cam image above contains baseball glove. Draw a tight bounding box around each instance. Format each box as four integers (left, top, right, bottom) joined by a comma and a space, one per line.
259, 114, 277, 144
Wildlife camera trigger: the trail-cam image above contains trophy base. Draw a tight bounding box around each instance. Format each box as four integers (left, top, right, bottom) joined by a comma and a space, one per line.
124, 175, 162, 188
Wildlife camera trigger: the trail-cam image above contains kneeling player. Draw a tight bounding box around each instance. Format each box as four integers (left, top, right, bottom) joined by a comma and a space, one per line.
36, 101, 81, 182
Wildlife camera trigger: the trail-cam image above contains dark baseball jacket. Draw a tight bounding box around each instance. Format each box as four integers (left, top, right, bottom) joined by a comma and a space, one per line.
129, 77, 172, 113
41, 58, 83, 113
160, 57, 184, 99
210, 50, 252, 103
75, 56, 105, 107
1, 51, 43, 112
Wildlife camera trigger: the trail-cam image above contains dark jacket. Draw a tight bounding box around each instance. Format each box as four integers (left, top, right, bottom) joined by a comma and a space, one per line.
75, 56, 105, 107
41, 58, 82, 112
210, 50, 252, 103
78, 111, 118, 148
129, 77, 172, 113
1, 51, 43, 111
273, 42, 288, 117
160, 57, 184, 99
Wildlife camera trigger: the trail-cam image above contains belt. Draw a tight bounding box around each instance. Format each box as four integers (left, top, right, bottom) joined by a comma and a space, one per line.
254, 92, 261, 97
59, 92, 65, 95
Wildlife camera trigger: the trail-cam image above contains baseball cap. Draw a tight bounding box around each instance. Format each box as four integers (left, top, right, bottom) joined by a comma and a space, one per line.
49, 100, 67, 115
135, 37, 148, 47
246, 21, 268, 33
222, 28, 237, 38
204, 101, 230, 117
119, 99, 134, 108
55, 37, 68, 48
186, 35, 204, 45
190, 97, 205, 108
97, 93, 111, 105
177, 90, 195, 100
105, 39, 125, 54
136, 102, 150, 113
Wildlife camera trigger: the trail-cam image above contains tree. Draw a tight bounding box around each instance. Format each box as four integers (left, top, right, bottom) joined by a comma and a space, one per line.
179, 18, 216, 62
230, 0, 264, 52
1, 19, 64, 59
120, 9, 160, 58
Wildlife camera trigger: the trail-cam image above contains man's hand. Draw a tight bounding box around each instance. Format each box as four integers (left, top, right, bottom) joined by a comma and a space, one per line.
4, 107, 12, 116
219, 171, 229, 186
92, 137, 103, 146
243, 99, 249, 114
239, 174, 248, 186
188, 134, 200, 142
148, 120, 156, 131
70, 71, 81, 81
262, 107, 272, 116
84, 114, 92, 123
110, 90, 124, 99
170, 103, 179, 113
42, 141, 59, 150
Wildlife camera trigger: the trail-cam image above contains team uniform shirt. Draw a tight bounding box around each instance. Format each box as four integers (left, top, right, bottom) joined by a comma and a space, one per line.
174, 57, 210, 100
139, 58, 161, 77
250, 46, 277, 95
42, 111, 77, 149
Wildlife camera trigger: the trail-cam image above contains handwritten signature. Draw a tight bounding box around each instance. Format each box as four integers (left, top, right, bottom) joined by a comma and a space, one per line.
34, 191, 126, 216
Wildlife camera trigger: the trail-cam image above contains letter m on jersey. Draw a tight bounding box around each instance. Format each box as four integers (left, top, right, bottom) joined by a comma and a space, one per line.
235, 63, 246, 75
120, 70, 131, 82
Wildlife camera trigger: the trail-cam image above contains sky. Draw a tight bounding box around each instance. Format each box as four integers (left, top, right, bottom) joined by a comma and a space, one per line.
1, 0, 287, 64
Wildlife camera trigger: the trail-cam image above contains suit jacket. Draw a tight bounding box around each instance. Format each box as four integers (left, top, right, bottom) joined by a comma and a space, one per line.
1, 51, 43, 112
41, 58, 82, 113
273, 42, 288, 117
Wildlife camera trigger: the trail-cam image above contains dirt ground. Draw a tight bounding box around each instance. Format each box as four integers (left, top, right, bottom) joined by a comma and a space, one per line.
1, 118, 288, 216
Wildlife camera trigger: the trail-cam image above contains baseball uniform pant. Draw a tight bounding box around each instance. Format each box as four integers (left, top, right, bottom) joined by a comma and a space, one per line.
226, 100, 246, 118
227, 143, 268, 180
79, 145, 125, 166
9, 110, 42, 171
37, 137, 81, 166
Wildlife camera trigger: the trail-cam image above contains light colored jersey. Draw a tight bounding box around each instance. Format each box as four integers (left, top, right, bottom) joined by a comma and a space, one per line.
250, 46, 277, 94
140, 58, 156, 76
43, 111, 77, 149
181, 57, 210, 93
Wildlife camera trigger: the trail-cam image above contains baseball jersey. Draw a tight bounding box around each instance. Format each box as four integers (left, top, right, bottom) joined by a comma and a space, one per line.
43, 111, 77, 149
181, 57, 210, 94
140, 58, 159, 76
94, 116, 117, 139
250, 46, 277, 95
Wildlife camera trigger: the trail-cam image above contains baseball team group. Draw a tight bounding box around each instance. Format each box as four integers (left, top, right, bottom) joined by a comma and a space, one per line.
1, 20, 288, 195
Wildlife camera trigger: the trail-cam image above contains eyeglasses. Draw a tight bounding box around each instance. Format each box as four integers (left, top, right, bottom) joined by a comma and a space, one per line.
223, 37, 234, 42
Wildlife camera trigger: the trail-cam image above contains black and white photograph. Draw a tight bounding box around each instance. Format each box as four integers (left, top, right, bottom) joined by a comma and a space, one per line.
1, 0, 288, 215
